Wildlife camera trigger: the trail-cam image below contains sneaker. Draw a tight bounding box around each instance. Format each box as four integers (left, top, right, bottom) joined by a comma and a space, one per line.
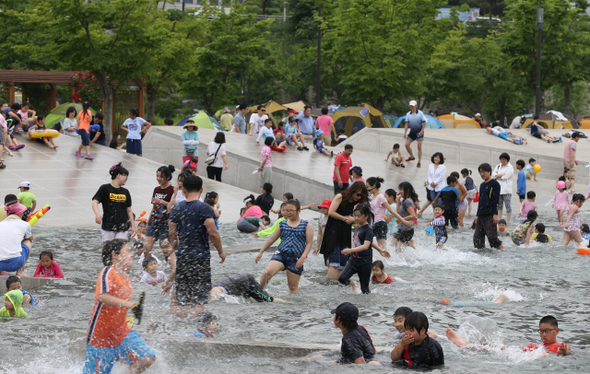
395, 163, 400, 167
401, 164, 406, 168
7, 145, 15, 150
330, 151, 334, 158
297, 147, 303, 151
75, 151, 83, 157
303, 146, 309, 151
16, 144, 25, 150
417, 162, 421, 168
85, 154, 94, 160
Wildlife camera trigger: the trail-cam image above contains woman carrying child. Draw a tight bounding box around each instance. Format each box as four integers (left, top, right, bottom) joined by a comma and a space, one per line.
339, 204, 392, 294
255, 199, 313, 294
560, 193, 586, 246
511, 210, 537, 247
92, 163, 135, 242
319, 182, 368, 279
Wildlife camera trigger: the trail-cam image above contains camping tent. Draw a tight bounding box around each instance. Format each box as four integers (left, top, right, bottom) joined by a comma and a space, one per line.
282, 100, 308, 113
176, 111, 223, 131
247, 100, 288, 129
393, 115, 444, 129
332, 103, 389, 136
46, 102, 96, 127
579, 118, 590, 129
522, 112, 577, 129
383, 114, 399, 128
436, 113, 481, 129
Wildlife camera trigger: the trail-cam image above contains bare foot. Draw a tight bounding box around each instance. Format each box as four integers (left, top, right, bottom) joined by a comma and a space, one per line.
54, 145, 59, 149
494, 293, 507, 304
16, 272, 30, 277
350, 280, 358, 293
497, 245, 506, 251
0, 271, 11, 275
446, 328, 470, 347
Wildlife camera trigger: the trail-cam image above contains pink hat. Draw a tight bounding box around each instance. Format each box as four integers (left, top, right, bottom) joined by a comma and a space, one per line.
557, 181, 566, 189
5, 203, 27, 215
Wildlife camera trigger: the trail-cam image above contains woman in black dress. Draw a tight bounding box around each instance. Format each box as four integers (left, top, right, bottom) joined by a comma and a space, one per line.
319, 181, 368, 279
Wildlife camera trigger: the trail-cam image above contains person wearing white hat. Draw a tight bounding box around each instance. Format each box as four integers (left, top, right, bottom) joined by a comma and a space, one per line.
474, 113, 484, 127
220, 107, 234, 131
404, 100, 427, 168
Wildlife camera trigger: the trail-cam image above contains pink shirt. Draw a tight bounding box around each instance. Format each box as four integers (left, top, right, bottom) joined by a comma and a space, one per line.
520, 200, 537, 218
563, 139, 577, 162
0, 113, 6, 129
370, 193, 388, 222
260, 145, 272, 168
242, 206, 263, 219
316, 115, 334, 134
17, 109, 29, 120
552, 190, 569, 211
34, 261, 64, 278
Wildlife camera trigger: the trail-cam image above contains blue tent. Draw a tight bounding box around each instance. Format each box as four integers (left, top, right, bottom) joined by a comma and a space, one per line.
393, 114, 444, 129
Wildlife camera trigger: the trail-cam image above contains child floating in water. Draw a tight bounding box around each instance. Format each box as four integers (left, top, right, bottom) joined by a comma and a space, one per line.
33, 250, 64, 278
0, 289, 27, 318
5, 275, 37, 306
140, 257, 167, 285
446, 315, 571, 356
390, 312, 444, 369
371, 260, 394, 284
497, 219, 510, 237
531, 223, 552, 243
190, 312, 219, 338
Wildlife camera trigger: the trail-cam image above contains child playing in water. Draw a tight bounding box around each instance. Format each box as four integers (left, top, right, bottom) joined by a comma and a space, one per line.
560, 193, 585, 247
582, 224, 590, 242
313, 199, 331, 255
512, 210, 537, 246
1, 290, 27, 318
392, 182, 419, 251
140, 257, 167, 285
383, 189, 398, 241
531, 223, 552, 243
83, 240, 155, 372
205, 191, 221, 230
497, 219, 510, 237
391, 312, 444, 368
159, 237, 176, 271
447, 315, 571, 356
425, 204, 447, 247
190, 312, 219, 338
515, 160, 526, 203
142, 165, 176, 259
33, 250, 64, 278
371, 260, 394, 284
339, 204, 391, 294
254, 183, 274, 215
519, 191, 537, 224
553, 181, 569, 226
131, 221, 147, 255
6, 275, 37, 306
525, 158, 538, 181
255, 199, 313, 294
313, 130, 333, 157
270, 192, 314, 218
384, 143, 405, 167
392, 307, 437, 339
450, 171, 468, 227
433, 176, 460, 229
332, 302, 376, 364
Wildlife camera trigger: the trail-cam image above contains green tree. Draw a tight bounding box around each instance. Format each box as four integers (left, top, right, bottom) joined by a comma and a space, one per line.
31, 0, 169, 140
322, 0, 450, 110
181, 8, 274, 113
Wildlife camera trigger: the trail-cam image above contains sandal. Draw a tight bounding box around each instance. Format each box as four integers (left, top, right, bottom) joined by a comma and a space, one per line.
417, 162, 421, 168
407, 157, 415, 162
0, 162, 5, 169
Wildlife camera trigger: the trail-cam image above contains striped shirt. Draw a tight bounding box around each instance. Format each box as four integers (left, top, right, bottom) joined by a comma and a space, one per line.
86, 266, 132, 347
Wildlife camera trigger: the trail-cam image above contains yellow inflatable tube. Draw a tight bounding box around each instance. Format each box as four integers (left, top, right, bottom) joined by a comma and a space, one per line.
28, 129, 60, 139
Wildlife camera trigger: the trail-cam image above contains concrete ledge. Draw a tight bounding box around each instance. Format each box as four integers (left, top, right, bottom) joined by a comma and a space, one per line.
0, 276, 54, 290
224, 242, 277, 254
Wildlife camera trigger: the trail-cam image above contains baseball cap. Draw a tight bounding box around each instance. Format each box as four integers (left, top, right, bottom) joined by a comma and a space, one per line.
475, 113, 481, 117
331, 302, 359, 321
349, 166, 363, 176
317, 199, 332, 210
287, 109, 298, 114
18, 181, 31, 189
288, 117, 298, 123
409, 100, 417, 107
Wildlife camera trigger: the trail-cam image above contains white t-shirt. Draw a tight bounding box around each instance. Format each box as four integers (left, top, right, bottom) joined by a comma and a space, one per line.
140, 271, 167, 285
249, 113, 268, 136
174, 188, 186, 205
206, 142, 227, 168
0, 215, 32, 261
256, 126, 275, 143
510, 116, 523, 129
63, 118, 78, 136
122, 117, 146, 140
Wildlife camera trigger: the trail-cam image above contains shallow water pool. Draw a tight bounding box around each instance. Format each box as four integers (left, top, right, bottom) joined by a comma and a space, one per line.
1, 214, 589, 374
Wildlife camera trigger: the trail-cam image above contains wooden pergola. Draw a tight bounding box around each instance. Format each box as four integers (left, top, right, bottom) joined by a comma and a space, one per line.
0, 69, 145, 120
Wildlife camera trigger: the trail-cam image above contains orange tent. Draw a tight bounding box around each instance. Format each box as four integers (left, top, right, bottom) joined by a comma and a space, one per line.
436, 113, 481, 129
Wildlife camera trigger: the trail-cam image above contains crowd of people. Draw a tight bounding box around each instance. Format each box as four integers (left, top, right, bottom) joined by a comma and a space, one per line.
0, 99, 584, 372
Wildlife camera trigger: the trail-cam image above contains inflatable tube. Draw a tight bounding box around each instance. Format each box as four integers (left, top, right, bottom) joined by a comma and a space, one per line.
28, 129, 60, 139
577, 247, 590, 255
271, 146, 286, 152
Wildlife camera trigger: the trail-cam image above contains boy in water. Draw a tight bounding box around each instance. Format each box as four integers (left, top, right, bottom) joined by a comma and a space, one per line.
331, 302, 377, 364
392, 307, 438, 339
497, 219, 510, 237
210, 273, 287, 303
531, 223, 552, 243
83, 240, 155, 373
433, 176, 460, 229
190, 312, 219, 338
140, 257, 167, 285
424, 204, 447, 246
390, 312, 444, 368
446, 315, 571, 356
5, 275, 37, 306
0, 289, 27, 317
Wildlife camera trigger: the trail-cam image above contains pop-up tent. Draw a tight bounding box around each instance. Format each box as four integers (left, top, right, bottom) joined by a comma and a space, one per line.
177, 111, 223, 131
522, 112, 577, 129
436, 113, 481, 129
46, 102, 96, 127
393, 114, 444, 129
282, 100, 308, 113
247, 100, 288, 129
332, 103, 389, 136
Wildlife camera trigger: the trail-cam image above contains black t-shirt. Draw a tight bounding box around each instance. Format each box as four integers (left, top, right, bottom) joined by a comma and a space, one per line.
92, 122, 106, 143
214, 273, 273, 302
400, 335, 444, 369
476, 179, 500, 216
92, 183, 132, 232
351, 224, 374, 264
339, 326, 375, 364
255, 193, 274, 215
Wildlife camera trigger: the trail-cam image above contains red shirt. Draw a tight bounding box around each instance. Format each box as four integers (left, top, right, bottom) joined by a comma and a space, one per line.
148, 185, 174, 225
372, 274, 394, 284
524, 342, 570, 354
333, 153, 352, 183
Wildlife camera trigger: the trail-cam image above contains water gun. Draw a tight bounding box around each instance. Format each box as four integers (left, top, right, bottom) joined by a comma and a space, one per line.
136, 211, 147, 222
27, 205, 51, 226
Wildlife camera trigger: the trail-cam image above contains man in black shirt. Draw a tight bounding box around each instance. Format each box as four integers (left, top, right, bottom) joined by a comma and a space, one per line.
255, 183, 274, 215
332, 302, 376, 364
473, 163, 505, 250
